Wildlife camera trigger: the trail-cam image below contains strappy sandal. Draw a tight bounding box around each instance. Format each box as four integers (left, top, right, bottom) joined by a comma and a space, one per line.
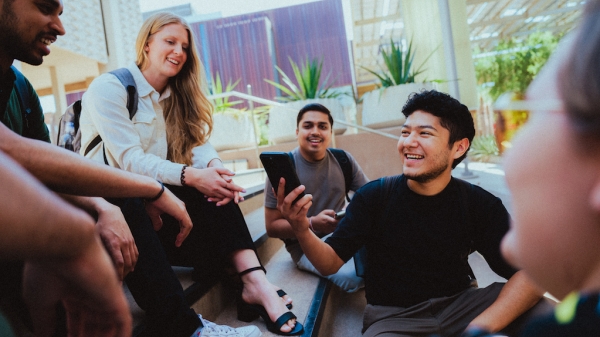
239, 266, 292, 309
237, 300, 304, 336
237, 266, 303, 335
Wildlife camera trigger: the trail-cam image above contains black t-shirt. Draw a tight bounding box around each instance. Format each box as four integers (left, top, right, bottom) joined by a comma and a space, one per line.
325, 175, 516, 307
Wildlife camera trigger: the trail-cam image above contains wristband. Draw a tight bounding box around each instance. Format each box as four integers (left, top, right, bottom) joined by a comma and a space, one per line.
181, 165, 188, 186
308, 216, 315, 232
146, 181, 164, 202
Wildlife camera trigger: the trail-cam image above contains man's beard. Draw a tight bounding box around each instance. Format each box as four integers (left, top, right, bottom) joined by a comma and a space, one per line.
404, 153, 451, 183
0, 3, 44, 66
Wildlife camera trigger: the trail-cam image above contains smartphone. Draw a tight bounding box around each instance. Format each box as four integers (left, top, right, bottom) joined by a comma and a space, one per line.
260, 152, 306, 204
334, 210, 346, 219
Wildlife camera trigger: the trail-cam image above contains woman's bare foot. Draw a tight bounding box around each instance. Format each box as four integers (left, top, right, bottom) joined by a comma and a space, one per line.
274, 285, 293, 308
240, 269, 296, 333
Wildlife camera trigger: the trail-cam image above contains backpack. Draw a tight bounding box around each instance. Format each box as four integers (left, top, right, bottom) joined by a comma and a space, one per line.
11, 66, 33, 137
287, 148, 354, 202
56, 68, 138, 161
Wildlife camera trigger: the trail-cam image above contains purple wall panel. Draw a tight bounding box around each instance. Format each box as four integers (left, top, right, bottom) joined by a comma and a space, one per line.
193, 17, 276, 106
269, 0, 351, 89
190, 0, 350, 103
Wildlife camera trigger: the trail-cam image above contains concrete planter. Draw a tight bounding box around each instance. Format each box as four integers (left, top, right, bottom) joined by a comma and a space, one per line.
210, 111, 256, 151
361, 82, 435, 129
268, 98, 349, 144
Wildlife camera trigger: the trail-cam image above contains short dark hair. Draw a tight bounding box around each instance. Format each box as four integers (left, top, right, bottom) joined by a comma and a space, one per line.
296, 103, 334, 127
559, 0, 600, 137
401, 90, 475, 168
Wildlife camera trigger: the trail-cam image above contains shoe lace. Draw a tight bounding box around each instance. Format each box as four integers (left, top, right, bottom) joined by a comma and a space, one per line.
199, 316, 239, 335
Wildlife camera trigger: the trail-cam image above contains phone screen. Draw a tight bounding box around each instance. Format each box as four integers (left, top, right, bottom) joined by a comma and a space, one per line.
260, 152, 306, 204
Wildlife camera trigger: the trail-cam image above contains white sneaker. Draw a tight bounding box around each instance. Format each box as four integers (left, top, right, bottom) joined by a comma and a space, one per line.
192, 315, 261, 337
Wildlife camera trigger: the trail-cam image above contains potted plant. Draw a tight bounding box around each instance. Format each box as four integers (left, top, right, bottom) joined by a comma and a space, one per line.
208, 72, 257, 151
474, 32, 559, 153
360, 38, 436, 129
265, 57, 352, 144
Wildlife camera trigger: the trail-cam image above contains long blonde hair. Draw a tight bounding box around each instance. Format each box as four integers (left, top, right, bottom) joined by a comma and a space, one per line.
135, 12, 213, 165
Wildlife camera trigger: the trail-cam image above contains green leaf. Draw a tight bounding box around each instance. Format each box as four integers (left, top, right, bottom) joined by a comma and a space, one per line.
264, 55, 343, 102
362, 37, 437, 87
210, 72, 243, 113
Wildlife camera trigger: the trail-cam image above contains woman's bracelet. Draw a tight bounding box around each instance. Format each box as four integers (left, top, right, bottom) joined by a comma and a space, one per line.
145, 180, 164, 202
181, 165, 188, 186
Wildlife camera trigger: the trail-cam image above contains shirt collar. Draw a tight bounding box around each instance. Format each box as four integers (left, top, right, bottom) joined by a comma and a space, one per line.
127, 62, 171, 102
0, 66, 16, 85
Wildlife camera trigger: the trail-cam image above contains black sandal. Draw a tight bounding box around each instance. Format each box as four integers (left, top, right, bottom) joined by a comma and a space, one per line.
239, 266, 293, 309
237, 301, 304, 336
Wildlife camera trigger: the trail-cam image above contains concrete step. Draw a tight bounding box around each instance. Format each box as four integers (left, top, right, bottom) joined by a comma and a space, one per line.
127, 166, 366, 336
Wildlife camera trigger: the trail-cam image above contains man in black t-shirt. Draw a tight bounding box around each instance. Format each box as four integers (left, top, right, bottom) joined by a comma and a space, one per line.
276, 90, 547, 336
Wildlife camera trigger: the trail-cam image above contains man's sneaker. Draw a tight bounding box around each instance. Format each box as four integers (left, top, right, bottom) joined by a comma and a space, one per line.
192, 315, 261, 337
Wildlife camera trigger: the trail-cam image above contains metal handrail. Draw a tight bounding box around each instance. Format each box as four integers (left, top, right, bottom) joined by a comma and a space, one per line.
207, 90, 399, 140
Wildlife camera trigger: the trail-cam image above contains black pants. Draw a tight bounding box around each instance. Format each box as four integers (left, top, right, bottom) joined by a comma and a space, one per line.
114, 185, 256, 337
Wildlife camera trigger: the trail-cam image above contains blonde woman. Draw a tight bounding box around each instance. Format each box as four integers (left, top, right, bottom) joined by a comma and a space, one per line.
80, 13, 302, 337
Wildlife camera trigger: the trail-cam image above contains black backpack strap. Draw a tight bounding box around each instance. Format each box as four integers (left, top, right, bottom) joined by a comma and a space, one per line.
11, 66, 32, 131
83, 68, 138, 162
329, 148, 353, 202
109, 68, 138, 119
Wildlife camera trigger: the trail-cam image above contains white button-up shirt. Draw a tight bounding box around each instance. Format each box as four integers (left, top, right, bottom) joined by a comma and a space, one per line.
80, 63, 218, 185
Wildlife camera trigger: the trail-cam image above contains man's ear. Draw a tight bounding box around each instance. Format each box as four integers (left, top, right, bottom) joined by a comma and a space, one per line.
452, 138, 470, 160
295, 128, 299, 138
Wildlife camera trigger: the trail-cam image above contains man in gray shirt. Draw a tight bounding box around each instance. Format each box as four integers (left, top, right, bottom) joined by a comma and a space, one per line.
264, 103, 369, 292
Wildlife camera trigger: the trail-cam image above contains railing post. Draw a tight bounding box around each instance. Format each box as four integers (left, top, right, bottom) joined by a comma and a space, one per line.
247, 84, 262, 168
460, 156, 477, 179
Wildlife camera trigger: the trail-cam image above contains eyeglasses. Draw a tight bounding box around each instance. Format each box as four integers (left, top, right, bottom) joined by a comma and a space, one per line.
494, 92, 563, 112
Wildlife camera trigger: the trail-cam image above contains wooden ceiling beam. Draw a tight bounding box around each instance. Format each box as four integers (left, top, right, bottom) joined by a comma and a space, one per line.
354, 14, 402, 26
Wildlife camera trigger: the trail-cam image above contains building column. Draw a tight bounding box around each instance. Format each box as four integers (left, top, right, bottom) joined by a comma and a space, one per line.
50, 66, 67, 142
100, 0, 142, 71
400, 0, 477, 109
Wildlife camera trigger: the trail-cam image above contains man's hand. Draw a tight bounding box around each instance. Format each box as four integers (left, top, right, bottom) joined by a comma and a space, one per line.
275, 178, 313, 233
145, 186, 193, 247
310, 209, 339, 234
185, 167, 245, 200
23, 236, 132, 337
95, 202, 138, 280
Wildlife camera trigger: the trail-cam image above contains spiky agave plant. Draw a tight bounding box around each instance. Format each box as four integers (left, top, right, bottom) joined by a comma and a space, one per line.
209, 72, 243, 113
362, 38, 433, 87
265, 56, 343, 102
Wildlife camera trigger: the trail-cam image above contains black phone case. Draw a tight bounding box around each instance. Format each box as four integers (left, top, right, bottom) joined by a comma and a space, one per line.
260, 152, 306, 204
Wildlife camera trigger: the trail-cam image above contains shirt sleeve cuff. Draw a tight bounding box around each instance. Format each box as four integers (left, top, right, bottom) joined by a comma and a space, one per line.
192, 142, 219, 168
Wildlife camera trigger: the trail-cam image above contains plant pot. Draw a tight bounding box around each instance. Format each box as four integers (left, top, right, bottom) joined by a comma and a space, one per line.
361, 82, 436, 129
268, 98, 349, 144
210, 111, 256, 151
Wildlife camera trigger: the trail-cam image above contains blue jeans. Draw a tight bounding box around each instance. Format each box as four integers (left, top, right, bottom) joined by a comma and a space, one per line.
287, 234, 364, 293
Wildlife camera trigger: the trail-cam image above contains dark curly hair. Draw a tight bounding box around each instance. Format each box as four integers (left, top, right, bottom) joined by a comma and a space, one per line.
401, 90, 475, 168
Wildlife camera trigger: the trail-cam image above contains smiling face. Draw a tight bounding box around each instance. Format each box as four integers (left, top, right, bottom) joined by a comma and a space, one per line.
501, 41, 600, 300
296, 110, 332, 162
0, 0, 65, 70
143, 23, 189, 90
398, 110, 461, 186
